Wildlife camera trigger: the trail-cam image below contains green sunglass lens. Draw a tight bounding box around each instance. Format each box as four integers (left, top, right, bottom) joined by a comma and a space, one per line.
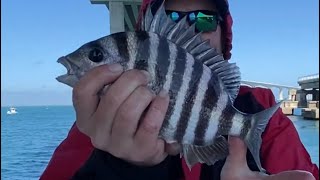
195, 12, 217, 32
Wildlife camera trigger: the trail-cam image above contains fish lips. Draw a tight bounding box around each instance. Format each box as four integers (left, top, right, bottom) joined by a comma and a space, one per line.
56, 56, 80, 87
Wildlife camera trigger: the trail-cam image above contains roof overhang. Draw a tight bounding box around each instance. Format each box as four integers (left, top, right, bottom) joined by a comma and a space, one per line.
90, 0, 143, 33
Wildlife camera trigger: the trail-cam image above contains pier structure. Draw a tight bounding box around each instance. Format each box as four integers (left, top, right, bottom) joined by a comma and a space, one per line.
240, 81, 300, 101
276, 74, 319, 119
296, 74, 319, 107
296, 74, 319, 119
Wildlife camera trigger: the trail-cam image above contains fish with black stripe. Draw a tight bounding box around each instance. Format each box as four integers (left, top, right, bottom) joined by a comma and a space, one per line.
56, 2, 282, 172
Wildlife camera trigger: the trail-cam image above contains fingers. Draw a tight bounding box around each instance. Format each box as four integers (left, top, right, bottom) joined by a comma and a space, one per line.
112, 89, 169, 166
112, 86, 155, 138
135, 90, 169, 145
94, 69, 150, 134
223, 139, 316, 180
73, 65, 170, 166
73, 63, 123, 134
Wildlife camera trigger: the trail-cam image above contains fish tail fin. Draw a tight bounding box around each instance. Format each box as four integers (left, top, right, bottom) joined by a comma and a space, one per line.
243, 101, 282, 172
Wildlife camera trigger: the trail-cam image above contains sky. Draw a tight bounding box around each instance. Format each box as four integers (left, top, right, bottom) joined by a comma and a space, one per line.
1, 0, 319, 106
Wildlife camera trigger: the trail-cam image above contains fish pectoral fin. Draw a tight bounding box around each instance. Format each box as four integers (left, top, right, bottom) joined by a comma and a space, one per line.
183, 136, 229, 170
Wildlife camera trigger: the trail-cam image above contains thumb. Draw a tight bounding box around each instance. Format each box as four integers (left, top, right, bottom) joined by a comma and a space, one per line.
226, 136, 247, 165
267, 170, 315, 180
221, 136, 257, 180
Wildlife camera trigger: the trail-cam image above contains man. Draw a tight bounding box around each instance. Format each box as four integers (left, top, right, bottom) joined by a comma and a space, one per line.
40, 0, 319, 179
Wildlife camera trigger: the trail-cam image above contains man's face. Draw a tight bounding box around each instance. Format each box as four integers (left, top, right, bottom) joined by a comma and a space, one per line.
165, 0, 223, 54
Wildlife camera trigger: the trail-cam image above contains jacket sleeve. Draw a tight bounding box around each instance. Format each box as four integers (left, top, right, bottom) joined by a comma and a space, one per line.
40, 123, 94, 180
240, 87, 319, 179
261, 109, 319, 179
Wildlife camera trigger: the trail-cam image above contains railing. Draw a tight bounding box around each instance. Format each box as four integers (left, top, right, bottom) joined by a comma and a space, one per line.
240, 80, 300, 89
298, 74, 319, 82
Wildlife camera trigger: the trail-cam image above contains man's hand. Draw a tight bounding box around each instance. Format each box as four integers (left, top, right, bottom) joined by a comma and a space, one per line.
221, 136, 315, 180
72, 63, 170, 166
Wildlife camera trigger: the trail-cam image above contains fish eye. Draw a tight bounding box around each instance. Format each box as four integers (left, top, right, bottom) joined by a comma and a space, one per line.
88, 48, 104, 63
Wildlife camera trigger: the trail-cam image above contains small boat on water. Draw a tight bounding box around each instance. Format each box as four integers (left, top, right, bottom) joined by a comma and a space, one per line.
7, 107, 18, 115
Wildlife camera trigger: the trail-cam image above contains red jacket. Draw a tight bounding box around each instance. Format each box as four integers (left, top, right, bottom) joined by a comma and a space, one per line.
40, 86, 319, 180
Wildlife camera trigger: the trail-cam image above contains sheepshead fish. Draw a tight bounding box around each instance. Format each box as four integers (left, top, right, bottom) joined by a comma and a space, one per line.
56, 2, 281, 171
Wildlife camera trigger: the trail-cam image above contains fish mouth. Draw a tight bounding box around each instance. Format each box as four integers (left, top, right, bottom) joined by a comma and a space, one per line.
57, 56, 80, 75
56, 56, 81, 87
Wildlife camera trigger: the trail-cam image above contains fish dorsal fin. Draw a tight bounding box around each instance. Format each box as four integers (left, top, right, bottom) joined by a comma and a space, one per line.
208, 59, 241, 102
189, 39, 211, 56
181, 32, 203, 51
159, 16, 176, 36
195, 48, 220, 63
203, 54, 224, 66
143, 4, 153, 31
175, 23, 196, 45
149, 3, 167, 34
142, 3, 241, 102
166, 16, 189, 42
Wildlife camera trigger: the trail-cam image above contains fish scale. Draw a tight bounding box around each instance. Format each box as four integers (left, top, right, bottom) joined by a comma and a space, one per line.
56, 2, 282, 172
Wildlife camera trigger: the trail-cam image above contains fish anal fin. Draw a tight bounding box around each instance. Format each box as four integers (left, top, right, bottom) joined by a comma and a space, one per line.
183, 136, 229, 170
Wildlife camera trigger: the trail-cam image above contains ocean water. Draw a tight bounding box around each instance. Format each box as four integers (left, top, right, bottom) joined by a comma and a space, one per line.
1, 106, 75, 180
1, 106, 319, 180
